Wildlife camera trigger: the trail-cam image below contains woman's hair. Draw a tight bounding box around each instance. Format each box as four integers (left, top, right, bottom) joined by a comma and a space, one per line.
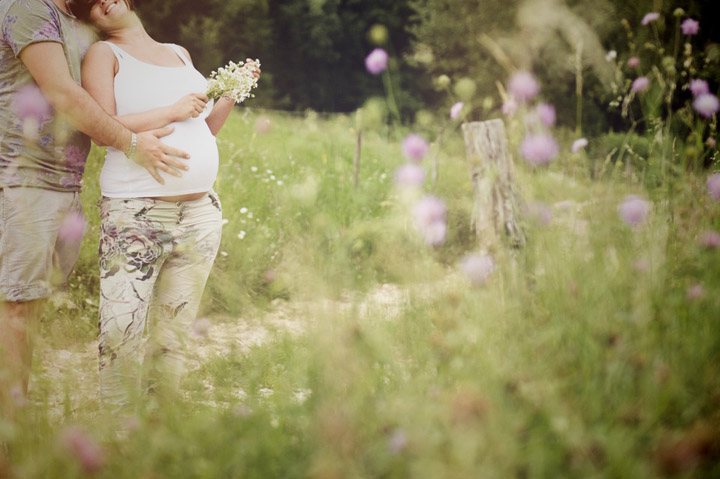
68, 0, 135, 22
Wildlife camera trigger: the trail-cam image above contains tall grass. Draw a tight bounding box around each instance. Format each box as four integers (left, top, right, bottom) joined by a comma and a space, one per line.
4, 108, 719, 478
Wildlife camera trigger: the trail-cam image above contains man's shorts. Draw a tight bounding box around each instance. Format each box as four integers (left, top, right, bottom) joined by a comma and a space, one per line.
0, 187, 83, 302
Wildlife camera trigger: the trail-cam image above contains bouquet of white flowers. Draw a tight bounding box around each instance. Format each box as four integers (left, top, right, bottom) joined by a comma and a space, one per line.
206, 59, 261, 104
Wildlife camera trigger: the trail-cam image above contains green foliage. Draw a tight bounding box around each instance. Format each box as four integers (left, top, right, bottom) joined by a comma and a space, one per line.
6, 109, 720, 479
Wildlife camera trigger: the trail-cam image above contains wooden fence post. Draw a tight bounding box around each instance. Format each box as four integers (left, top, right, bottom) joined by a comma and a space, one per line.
461, 119, 526, 252
353, 109, 362, 189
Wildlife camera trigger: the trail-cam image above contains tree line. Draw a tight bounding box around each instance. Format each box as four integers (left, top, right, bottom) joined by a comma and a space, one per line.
137, 0, 719, 132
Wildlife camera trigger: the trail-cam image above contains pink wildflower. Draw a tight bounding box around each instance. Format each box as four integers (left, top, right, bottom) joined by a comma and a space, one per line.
412, 196, 447, 246
365, 48, 388, 75
402, 134, 429, 163
459, 254, 495, 287
632, 76, 650, 92
394, 163, 425, 188
627, 56, 640, 68
571, 138, 588, 153
450, 101, 464, 119
388, 429, 408, 454
58, 211, 85, 245
618, 195, 651, 227
508, 71, 540, 102
681, 18, 699, 35
687, 283, 705, 300
521, 133, 559, 166
693, 93, 720, 118
255, 116, 271, 134
707, 137, 716, 149
192, 317, 212, 337
632, 258, 650, 272
59, 427, 105, 474
12, 84, 52, 122
641, 12, 660, 25
502, 97, 518, 116
536, 102, 556, 126
698, 230, 720, 249
689, 79, 709, 97
525, 201, 553, 226
708, 173, 720, 200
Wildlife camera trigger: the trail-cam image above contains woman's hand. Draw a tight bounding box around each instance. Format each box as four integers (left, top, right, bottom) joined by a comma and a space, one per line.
170, 93, 209, 121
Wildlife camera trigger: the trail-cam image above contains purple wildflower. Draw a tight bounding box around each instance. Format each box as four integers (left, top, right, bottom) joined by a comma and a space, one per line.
450, 101, 464, 119
459, 254, 495, 287
707, 137, 716, 149
571, 138, 588, 153
693, 94, 720, 118
412, 196, 447, 246
536, 102, 556, 126
12, 84, 52, 123
627, 57, 640, 68
395, 163, 425, 188
681, 18, 699, 35
365, 48, 388, 75
502, 97, 518, 116
641, 12, 660, 25
707, 173, 720, 200
632, 258, 650, 272
521, 133, 559, 166
388, 429, 408, 454
632, 76, 650, 92
59, 427, 106, 474
687, 283, 705, 300
402, 134, 430, 163
192, 317, 212, 337
525, 201, 553, 226
508, 71, 540, 102
618, 195, 651, 227
58, 211, 85, 245
689, 79, 709, 97
698, 230, 720, 249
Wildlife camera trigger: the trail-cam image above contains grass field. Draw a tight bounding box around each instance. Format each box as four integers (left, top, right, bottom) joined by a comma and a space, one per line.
3, 108, 719, 478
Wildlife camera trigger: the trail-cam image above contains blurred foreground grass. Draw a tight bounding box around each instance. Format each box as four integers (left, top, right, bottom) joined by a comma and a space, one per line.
3, 109, 719, 478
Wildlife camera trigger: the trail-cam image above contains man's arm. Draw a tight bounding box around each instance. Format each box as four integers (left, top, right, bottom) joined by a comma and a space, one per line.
19, 42, 190, 183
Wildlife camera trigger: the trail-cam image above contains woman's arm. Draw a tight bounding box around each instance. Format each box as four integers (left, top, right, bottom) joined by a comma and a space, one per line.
205, 96, 235, 136
81, 42, 207, 133
174, 46, 234, 136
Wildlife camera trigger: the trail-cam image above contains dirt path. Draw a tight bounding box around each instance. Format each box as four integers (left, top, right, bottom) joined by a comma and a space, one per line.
32, 283, 414, 417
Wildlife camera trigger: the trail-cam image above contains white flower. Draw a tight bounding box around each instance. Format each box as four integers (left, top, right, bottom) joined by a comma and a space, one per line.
222, 218, 229, 225
251, 166, 258, 172
237, 231, 246, 239
277, 180, 283, 186
240, 207, 248, 214
206, 59, 261, 104
247, 212, 254, 219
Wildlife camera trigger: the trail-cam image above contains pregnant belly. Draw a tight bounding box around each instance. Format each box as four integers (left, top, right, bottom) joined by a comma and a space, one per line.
151, 118, 219, 198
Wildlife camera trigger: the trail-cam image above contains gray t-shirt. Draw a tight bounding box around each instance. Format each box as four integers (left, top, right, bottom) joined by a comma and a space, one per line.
0, 0, 95, 191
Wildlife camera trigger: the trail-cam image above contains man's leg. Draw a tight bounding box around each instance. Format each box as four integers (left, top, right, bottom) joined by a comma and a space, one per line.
0, 300, 42, 418
0, 188, 83, 419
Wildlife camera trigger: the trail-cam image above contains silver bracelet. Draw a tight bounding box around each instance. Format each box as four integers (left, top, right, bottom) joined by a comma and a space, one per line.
125, 132, 137, 160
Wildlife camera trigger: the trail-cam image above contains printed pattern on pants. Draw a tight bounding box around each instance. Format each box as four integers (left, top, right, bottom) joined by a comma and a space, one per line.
97, 192, 222, 411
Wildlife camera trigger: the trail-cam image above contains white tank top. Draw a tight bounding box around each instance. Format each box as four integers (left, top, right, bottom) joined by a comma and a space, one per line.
99, 42, 219, 198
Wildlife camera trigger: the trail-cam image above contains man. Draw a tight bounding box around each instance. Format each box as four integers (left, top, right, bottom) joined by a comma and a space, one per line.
0, 0, 191, 418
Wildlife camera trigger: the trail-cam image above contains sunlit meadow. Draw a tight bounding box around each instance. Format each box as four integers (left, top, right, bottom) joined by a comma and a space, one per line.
2, 4, 720, 479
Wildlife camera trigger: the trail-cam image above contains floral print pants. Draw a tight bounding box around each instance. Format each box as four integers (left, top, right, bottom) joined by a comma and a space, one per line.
97, 192, 222, 412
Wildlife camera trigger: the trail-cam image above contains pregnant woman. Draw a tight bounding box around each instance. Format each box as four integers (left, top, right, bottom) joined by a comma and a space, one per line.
73, 0, 237, 412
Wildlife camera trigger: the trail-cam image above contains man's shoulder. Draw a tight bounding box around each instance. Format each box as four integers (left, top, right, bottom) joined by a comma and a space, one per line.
2, 0, 57, 20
